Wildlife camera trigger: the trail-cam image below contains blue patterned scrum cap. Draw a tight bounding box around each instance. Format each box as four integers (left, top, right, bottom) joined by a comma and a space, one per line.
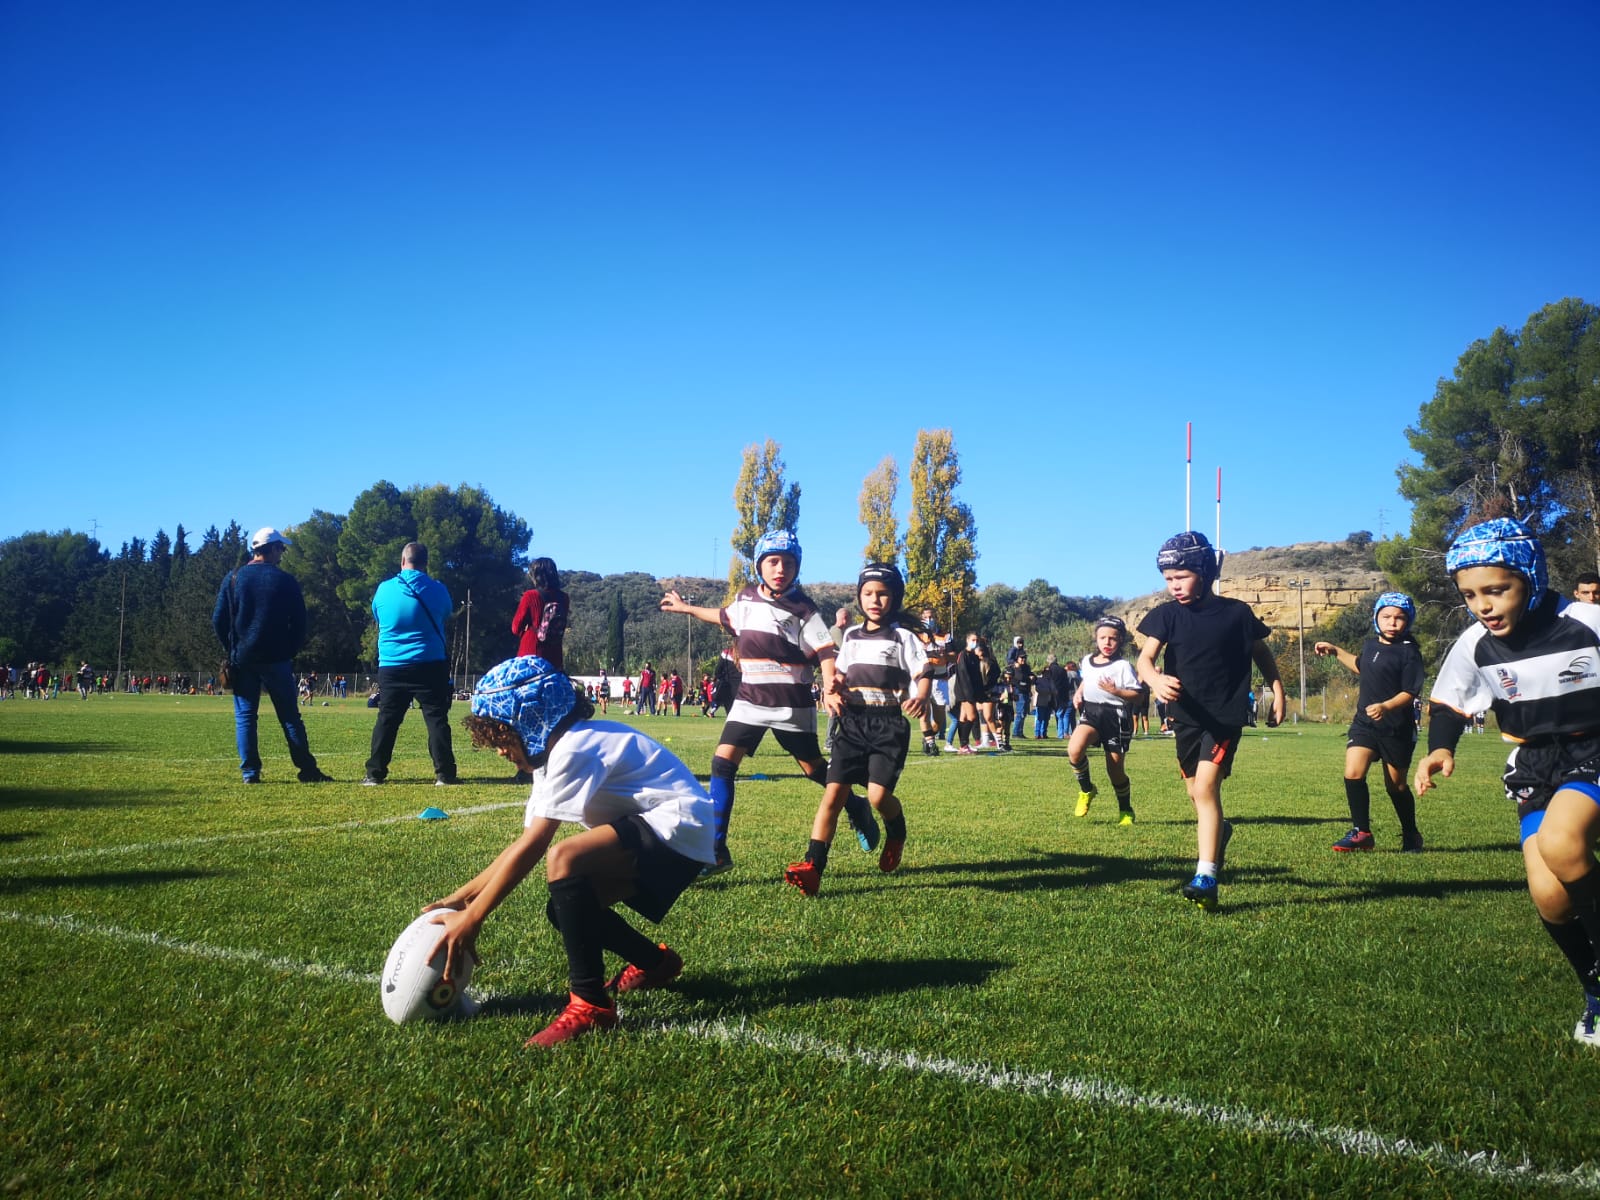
1371, 591, 1415, 634
1445, 518, 1546, 612
753, 529, 802, 572
471, 656, 577, 759
1155, 531, 1220, 581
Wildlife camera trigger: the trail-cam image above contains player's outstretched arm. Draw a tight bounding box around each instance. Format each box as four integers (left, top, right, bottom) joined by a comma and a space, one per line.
659, 590, 723, 625
1312, 642, 1359, 675
427, 819, 559, 981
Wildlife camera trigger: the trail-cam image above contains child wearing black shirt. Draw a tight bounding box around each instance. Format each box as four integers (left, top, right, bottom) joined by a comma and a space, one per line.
1313, 592, 1426, 853
1136, 532, 1284, 911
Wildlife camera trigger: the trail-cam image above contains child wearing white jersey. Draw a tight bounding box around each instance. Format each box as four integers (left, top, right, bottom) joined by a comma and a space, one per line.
1068, 617, 1142, 824
785, 564, 930, 896
423, 656, 715, 1049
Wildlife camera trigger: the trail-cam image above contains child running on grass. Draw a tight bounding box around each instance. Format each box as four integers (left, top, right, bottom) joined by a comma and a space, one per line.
424, 656, 715, 1048
1413, 518, 1600, 1048
1312, 592, 1426, 853
1068, 616, 1142, 824
659, 530, 878, 875
1136, 531, 1285, 911
785, 564, 931, 896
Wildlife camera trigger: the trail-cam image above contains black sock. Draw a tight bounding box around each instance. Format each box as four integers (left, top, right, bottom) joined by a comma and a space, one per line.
1114, 783, 1132, 810
885, 815, 907, 841
546, 877, 613, 1008
1071, 760, 1092, 790
595, 907, 663, 969
805, 838, 830, 871
1562, 867, 1600, 981
1541, 917, 1600, 994
1344, 778, 1371, 830
1387, 786, 1418, 836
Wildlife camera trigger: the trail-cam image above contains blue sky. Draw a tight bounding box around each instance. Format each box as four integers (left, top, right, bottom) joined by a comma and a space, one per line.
3, 1, 1596, 600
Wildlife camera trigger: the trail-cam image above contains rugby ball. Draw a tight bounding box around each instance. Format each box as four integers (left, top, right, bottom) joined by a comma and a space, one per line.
381, 909, 478, 1024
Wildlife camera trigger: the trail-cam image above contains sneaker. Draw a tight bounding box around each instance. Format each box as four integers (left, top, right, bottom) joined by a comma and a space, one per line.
1576, 996, 1600, 1048
698, 854, 734, 879
923, 737, 940, 757
845, 794, 880, 852
956, 745, 975, 755
435, 776, 462, 787
1400, 830, 1425, 854
1118, 809, 1135, 826
879, 838, 904, 873
1332, 827, 1375, 852
1181, 873, 1219, 912
1074, 788, 1095, 818
945, 742, 958, 753
608, 944, 684, 993
525, 994, 619, 1048
298, 768, 334, 783
784, 860, 822, 897
1218, 819, 1234, 875
242, 775, 263, 785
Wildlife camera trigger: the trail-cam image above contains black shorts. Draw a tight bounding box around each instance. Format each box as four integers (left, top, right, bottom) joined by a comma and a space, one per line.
1080, 703, 1133, 756
1173, 721, 1243, 780
612, 814, 704, 924
826, 706, 911, 789
1346, 719, 1417, 772
718, 718, 824, 764
1503, 736, 1600, 828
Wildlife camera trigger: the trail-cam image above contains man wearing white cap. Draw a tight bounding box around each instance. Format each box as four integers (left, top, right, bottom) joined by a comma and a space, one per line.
212, 527, 332, 784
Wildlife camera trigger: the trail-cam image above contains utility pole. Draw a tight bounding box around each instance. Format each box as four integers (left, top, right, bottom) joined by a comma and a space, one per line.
1288, 578, 1311, 718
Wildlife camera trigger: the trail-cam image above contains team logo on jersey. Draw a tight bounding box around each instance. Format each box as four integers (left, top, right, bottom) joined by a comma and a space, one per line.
1557, 655, 1597, 686
1495, 666, 1520, 698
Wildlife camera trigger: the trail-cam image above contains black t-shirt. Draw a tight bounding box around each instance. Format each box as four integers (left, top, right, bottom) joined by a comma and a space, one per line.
1137, 594, 1270, 728
1352, 636, 1424, 735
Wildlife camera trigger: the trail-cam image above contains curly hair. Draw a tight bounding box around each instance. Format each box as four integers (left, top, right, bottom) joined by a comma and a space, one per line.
460, 692, 596, 762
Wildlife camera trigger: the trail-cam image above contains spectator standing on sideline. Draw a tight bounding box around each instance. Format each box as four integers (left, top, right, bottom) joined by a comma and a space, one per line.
1034, 653, 1070, 738
1574, 572, 1600, 605
1008, 642, 1033, 740
511, 557, 570, 672
363, 542, 459, 787
637, 662, 657, 716
212, 527, 332, 784
77, 661, 93, 700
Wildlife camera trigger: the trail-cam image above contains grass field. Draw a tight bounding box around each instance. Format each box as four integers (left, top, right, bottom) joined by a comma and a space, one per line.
2, 693, 1598, 1198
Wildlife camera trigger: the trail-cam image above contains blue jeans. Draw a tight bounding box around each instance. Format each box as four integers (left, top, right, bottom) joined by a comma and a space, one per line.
1057, 705, 1075, 738
232, 660, 318, 781
1012, 694, 1031, 737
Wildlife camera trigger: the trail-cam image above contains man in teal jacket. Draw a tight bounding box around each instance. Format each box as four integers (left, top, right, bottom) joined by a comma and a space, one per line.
363, 542, 459, 786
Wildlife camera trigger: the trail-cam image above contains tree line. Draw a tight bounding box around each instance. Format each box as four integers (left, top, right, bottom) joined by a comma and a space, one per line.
3, 303, 1595, 689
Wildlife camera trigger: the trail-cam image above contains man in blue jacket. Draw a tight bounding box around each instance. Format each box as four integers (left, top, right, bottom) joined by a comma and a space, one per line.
363, 542, 459, 786
213, 527, 332, 784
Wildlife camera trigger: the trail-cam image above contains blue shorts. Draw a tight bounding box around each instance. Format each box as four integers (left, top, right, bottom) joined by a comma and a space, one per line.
1509, 736, 1600, 842
1518, 781, 1600, 842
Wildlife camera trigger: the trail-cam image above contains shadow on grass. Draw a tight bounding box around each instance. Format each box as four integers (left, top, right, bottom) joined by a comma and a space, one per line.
0, 830, 43, 844
473, 954, 1008, 1021
1, 867, 224, 896
0, 739, 120, 756
0, 786, 158, 810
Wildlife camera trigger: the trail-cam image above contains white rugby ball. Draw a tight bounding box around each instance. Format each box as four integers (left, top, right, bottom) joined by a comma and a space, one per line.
381, 909, 478, 1024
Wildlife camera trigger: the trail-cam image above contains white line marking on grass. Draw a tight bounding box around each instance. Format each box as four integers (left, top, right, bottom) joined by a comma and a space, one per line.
0, 802, 523, 868
0, 910, 380, 986
661, 1018, 1600, 1194
7, 909, 1596, 1193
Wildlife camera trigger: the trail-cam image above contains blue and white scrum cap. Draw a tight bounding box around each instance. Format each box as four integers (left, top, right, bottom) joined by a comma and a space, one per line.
753, 528, 802, 572
1371, 592, 1415, 634
1445, 518, 1546, 612
1155, 531, 1220, 582
470, 656, 577, 759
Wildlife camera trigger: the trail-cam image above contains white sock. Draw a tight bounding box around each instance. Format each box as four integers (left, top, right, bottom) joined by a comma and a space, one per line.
1196, 859, 1217, 877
